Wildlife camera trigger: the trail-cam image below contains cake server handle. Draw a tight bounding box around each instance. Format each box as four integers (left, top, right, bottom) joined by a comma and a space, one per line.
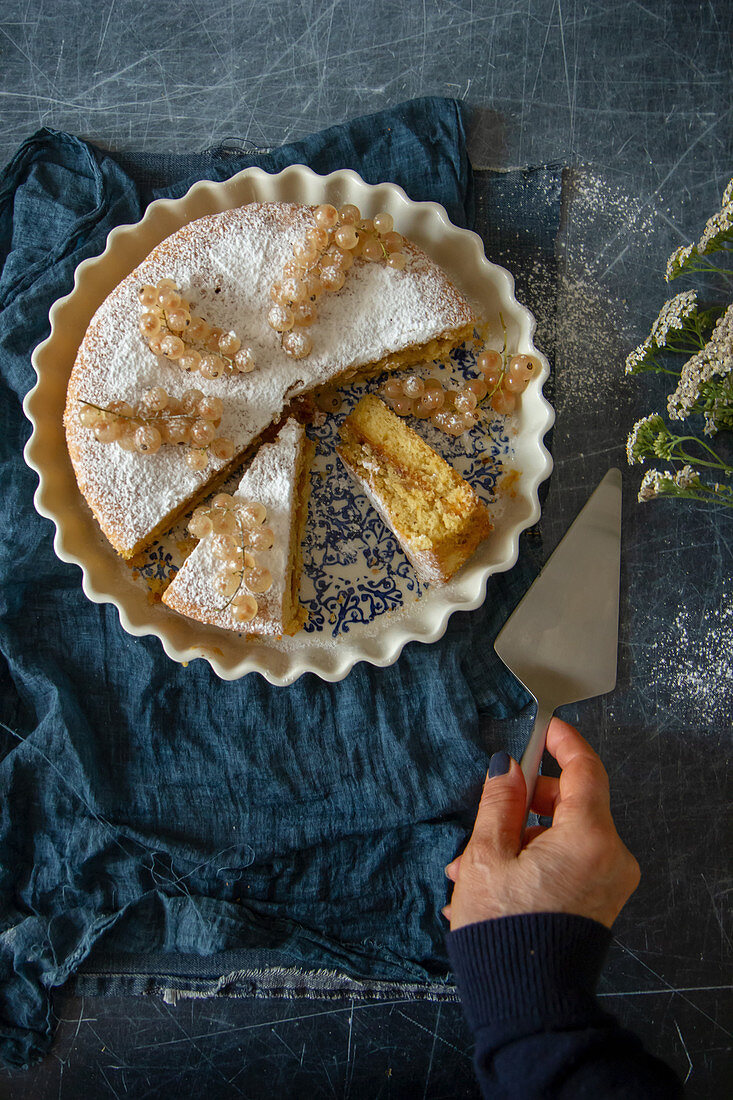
520, 699, 555, 818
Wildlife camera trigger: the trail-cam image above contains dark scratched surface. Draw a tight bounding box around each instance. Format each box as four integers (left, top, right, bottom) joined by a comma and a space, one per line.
0, 1, 731, 1097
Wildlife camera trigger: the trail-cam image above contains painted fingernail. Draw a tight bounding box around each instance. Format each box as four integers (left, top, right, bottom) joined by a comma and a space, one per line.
489, 751, 511, 778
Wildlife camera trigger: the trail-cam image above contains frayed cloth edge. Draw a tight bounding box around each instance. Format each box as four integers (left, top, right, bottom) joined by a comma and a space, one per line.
71, 964, 460, 1004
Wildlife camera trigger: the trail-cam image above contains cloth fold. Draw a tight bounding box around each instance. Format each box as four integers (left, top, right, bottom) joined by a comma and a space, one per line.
0, 97, 560, 1068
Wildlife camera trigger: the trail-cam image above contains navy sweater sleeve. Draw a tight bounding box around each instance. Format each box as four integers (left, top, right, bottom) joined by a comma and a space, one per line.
447, 913, 684, 1099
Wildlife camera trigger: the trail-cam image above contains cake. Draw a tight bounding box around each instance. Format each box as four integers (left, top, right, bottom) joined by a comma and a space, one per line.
161, 419, 314, 636
336, 395, 493, 584
64, 202, 477, 561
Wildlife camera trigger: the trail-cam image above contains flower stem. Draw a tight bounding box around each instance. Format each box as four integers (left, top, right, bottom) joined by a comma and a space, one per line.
672, 434, 733, 473
671, 258, 733, 280
671, 489, 733, 508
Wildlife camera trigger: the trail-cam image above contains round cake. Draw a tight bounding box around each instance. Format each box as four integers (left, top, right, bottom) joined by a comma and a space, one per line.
64, 202, 477, 561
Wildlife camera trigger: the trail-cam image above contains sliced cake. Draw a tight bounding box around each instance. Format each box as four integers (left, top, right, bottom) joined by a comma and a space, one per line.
162, 419, 314, 636
65, 201, 477, 559
337, 395, 493, 584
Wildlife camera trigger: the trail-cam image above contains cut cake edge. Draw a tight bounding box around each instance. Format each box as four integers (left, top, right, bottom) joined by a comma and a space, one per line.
336, 395, 493, 585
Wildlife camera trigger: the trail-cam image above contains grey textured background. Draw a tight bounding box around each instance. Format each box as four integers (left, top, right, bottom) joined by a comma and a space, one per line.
1, 1, 730, 177
1, 1, 731, 1097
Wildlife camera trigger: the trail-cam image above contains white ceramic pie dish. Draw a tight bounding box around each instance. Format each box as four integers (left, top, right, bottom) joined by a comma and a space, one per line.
23, 164, 554, 685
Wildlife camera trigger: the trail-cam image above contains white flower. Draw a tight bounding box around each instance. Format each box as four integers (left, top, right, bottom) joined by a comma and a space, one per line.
692, 178, 733, 255
665, 243, 694, 282
698, 204, 733, 255
638, 468, 670, 501
625, 336, 654, 375
626, 413, 666, 465
668, 304, 733, 421
650, 290, 698, 348
674, 465, 700, 489
722, 178, 733, 209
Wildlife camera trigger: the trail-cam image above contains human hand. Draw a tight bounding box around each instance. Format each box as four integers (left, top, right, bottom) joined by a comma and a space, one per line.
444, 718, 641, 931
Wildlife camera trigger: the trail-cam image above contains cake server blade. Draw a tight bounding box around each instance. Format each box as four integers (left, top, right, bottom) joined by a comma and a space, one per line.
494, 468, 622, 813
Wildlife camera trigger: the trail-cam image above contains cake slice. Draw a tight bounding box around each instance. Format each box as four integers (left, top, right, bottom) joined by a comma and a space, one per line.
336, 396, 492, 584
162, 419, 314, 635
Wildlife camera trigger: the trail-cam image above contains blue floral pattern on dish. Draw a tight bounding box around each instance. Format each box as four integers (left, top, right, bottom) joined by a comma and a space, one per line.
137, 351, 513, 638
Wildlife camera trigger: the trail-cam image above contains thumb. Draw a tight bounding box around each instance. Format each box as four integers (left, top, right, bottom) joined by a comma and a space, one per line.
470, 752, 527, 860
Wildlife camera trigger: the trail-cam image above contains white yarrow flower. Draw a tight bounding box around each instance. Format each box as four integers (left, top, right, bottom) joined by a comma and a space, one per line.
674, 465, 700, 489
626, 413, 666, 465
650, 290, 698, 348
698, 204, 733, 255
625, 336, 653, 375
665, 243, 694, 282
638, 469, 669, 501
668, 304, 733, 421
723, 178, 733, 208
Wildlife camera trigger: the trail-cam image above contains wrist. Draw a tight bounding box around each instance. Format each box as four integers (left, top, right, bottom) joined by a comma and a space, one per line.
446, 911, 612, 1033
451, 898, 617, 931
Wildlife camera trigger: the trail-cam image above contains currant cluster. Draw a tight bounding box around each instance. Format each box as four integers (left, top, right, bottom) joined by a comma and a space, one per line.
381, 352, 539, 437
138, 279, 256, 378
188, 494, 275, 623
381, 375, 467, 432
78, 387, 235, 470
476, 350, 539, 415
268, 203, 407, 359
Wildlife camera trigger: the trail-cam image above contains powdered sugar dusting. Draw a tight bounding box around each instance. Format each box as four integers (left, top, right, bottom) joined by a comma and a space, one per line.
65, 202, 473, 554
636, 579, 733, 726
162, 419, 303, 634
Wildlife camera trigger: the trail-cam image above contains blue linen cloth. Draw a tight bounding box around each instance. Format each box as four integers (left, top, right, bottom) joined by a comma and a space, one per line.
0, 97, 558, 1068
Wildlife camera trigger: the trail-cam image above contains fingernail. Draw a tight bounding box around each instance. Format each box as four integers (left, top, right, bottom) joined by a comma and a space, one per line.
489, 750, 511, 778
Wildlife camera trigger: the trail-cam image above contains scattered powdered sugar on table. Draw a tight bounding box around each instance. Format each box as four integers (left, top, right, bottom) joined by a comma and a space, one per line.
570, 171, 658, 241
552, 173, 649, 412
640, 581, 733, 726
510, 170, 674, 421
553, 274, 631, 412
552, 171, 731, 729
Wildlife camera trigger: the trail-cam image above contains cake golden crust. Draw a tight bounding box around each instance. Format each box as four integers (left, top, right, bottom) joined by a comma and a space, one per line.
337, 395, 492, 585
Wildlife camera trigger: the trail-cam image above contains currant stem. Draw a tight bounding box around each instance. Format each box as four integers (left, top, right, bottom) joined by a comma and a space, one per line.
81, 400, 197, 425
218, 513, 248, 613
481, 312, 509, 399
159, 307, 237, 368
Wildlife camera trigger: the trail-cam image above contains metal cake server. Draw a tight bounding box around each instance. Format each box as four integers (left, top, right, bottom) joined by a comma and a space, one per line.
494, 468, 622, 813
